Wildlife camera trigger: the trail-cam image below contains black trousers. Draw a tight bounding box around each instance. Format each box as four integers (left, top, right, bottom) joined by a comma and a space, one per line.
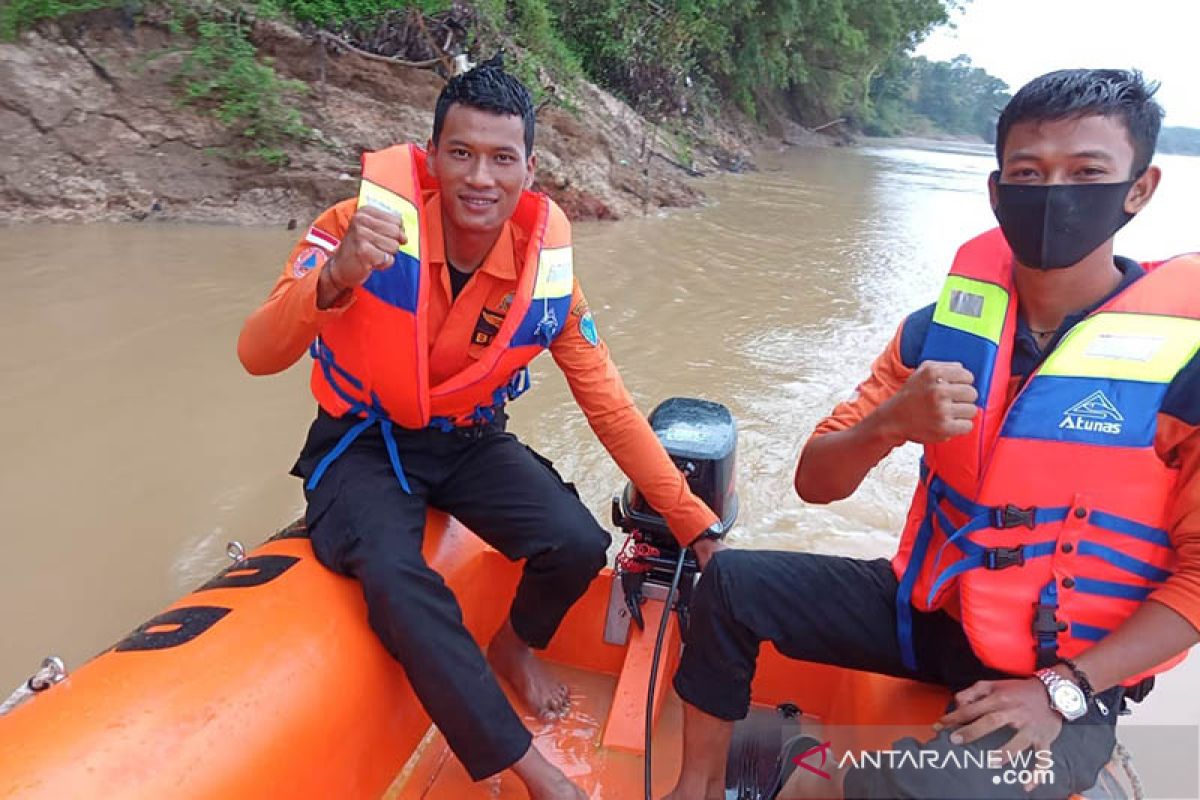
293, 410, 611, 781
673, 551, 1122, 799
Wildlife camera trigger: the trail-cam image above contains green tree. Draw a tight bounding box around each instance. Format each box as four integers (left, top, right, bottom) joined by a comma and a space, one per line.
865, 53, 1010, 141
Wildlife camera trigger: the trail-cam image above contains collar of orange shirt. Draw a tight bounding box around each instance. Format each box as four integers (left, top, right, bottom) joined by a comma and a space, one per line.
422, 190, 521, 282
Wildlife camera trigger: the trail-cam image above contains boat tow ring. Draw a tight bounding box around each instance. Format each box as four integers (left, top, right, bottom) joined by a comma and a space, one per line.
0, 656, 67, 716
226, 541, 247, 564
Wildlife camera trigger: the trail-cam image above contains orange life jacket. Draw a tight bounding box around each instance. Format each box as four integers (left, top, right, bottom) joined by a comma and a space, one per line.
305, 144, 574, 491
892, 228, 1200, 682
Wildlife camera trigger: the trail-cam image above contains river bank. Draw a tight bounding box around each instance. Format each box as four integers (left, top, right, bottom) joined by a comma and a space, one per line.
0, 13, 836, 226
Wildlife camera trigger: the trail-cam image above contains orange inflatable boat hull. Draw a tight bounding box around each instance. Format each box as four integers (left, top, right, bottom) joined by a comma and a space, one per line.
0, 515, 523, 799
0, 516, 954, 799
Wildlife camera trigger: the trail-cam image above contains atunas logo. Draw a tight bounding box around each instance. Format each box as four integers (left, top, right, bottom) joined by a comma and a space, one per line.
1059, 390, 1124, 435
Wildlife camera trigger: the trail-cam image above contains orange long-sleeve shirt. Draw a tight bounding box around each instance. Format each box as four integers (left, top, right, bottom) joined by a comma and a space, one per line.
239, 195, 719, 545
812, 287, 1200, 632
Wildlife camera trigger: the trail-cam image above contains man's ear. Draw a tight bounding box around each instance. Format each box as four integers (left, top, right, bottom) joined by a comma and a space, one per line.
524, 153, 537, 191
1125, 165, 1161, 214
987, 170, 1000, 213
425, 138, 438, 179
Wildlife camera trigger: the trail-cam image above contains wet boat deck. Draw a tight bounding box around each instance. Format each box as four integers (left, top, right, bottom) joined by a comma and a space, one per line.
387, 664, 685, 799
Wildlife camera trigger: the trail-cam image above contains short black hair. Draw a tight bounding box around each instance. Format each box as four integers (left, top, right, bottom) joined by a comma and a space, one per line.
432, 54, 535, 156
995, 69, 1164, 175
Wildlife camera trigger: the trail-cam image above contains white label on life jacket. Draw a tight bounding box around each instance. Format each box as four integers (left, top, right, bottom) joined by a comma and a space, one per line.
1084, 333, 1165, 363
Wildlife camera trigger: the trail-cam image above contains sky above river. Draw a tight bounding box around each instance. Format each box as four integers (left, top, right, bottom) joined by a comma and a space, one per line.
917, 0, 1200, 128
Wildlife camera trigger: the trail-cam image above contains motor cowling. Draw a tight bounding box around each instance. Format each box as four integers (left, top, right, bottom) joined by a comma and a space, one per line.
612, 397, 738, 549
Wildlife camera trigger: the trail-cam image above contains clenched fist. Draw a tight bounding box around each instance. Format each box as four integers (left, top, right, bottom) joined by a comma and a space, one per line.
315, 206, 407, 309
879, 361, 979, 445
326, 205, 408, 291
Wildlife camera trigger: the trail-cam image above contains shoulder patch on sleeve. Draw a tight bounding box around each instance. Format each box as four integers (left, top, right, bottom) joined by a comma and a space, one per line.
579, 311, 599, 346
292, 246, 329, 277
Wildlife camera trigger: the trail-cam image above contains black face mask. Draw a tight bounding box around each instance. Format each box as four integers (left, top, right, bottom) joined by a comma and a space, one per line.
991, 172, 1137, 270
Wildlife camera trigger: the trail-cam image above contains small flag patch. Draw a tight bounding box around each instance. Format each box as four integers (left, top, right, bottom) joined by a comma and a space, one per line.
304, 226, 340, 252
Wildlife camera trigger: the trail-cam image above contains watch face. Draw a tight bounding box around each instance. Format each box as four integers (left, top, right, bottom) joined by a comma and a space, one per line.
1052, 683, 1087, 718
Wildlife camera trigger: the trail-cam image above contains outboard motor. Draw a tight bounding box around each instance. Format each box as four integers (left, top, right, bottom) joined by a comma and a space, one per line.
615, 399, 810, 800
611, 397, 738, 630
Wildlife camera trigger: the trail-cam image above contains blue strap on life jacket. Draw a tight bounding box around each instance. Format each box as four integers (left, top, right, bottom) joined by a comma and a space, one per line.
926, 505, 1070, 585
533, 300, 560, 347
1085, 511, 1172, 547
506, 366, 532, 400
306, 339, 412, 494
427, 368, 532, 431
426, 416, 456, 433
924, 540, 1057, 608
894, 511, 934, 672
894, 461, 944, 671
309, 343, 539, 488
1075, 541, 1173, 583
892, 465, 945, 671
1072, 576, 1153, 602
1070, 622, 1110, 642
895, 463, 1065, 672
926, 471, 988, 518
920, 498, 1171, 603
915, 512, 1171, 664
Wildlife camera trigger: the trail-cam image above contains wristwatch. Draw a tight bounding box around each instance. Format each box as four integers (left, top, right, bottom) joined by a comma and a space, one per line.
688, 523, 725, 547
1035, 668, 1088, 721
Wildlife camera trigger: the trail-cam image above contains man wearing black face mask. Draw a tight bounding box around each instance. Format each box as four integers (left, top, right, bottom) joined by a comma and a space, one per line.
664, 69, 1200, 800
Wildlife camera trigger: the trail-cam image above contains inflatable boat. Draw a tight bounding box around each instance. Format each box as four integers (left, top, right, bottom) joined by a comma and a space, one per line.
0, 399, 1128, 798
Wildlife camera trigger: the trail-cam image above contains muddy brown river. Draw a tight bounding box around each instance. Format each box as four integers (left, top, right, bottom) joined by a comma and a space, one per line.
2, 143, 1198, 735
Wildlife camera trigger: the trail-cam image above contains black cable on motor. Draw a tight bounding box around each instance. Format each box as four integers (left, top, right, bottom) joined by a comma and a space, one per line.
645, 547, 689, 800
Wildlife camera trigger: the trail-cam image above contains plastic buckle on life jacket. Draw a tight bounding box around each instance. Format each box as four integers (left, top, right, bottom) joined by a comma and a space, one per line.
1032, 602, 1059, 635
1032, 602, 1061, 669
984, 546, 1026, 570
992, 504, 1037, 530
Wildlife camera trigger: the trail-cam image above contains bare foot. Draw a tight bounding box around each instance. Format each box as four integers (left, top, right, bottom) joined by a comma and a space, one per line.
662, 700, 734, 800
488, 618, 570, 721
511, 743, 588, 800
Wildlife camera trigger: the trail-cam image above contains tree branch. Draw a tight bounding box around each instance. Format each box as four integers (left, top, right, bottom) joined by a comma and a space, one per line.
316, 30, 444, 71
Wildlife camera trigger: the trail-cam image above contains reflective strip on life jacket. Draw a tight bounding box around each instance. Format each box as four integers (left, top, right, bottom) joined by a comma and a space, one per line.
923, 274, 1011, 404
359, 178, 424, 313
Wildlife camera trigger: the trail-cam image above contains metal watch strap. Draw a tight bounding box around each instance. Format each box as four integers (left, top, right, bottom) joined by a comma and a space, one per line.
1035, 668, 1059, 693
1036, 668, 1087, 721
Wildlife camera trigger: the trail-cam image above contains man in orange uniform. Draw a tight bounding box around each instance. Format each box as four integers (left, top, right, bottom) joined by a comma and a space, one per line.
665, 70, 1200, 799
239, 59, 722, 800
